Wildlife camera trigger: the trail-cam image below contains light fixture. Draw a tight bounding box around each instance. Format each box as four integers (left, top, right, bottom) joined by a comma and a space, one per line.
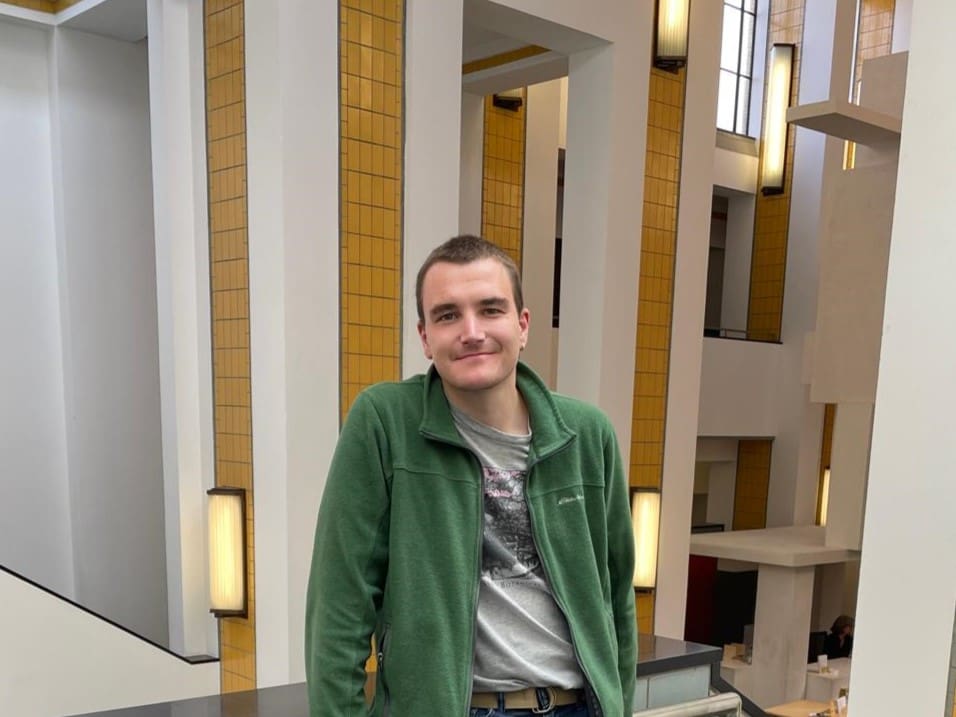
631, 488, 661, 590
761, 43, 795, 195
818, 468, 831, 527
492, 88, 523, 111
208, 487, 247, 618
654, 0, 690, 70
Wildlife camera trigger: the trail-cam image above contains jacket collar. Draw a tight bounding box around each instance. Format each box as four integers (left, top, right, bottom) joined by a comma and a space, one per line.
419, 361, 576, 459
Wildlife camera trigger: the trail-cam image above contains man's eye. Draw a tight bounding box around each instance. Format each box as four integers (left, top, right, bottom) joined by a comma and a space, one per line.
483, 307, 504, 315
436, 312, 456, 322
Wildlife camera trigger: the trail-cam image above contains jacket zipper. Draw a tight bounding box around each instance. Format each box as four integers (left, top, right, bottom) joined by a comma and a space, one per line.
462, 450, 485, 717
525, 455, 605, 717
420, 427, 484, 717
377, 625, 391, 716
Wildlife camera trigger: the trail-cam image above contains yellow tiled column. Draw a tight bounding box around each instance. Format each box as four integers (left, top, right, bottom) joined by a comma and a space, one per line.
630, 67, 686, 635
203, 0, 256, 693
481, 92, 526, 268
746, 0, 806, 342
340, 0, 404, 419
732, 440, 773, 530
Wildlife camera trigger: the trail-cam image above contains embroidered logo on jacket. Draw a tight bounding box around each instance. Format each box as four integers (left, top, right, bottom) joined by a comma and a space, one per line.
557, 494, 584, 506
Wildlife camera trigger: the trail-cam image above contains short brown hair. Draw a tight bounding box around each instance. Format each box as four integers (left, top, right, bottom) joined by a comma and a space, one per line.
415, 235, 523, 322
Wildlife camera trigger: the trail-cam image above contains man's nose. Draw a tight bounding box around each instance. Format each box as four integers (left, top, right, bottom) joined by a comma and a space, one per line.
460, 313, 485, 342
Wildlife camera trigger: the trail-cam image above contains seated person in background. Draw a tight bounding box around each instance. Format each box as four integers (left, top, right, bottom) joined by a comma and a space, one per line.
824, 615, 854, 658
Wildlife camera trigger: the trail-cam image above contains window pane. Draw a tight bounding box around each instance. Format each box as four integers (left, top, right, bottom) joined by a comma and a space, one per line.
736, 77, 751, 134
717, 70, 737, 132
740, 12, 756, 79
721, 6, 742, 71
743, 0, 756, 12
726, 0, 743, 8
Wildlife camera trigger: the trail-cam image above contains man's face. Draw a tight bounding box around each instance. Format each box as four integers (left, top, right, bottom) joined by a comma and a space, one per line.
417, 257, 530, 402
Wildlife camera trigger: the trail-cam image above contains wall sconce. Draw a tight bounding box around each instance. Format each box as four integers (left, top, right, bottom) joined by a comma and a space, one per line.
631, 488, 661, 590
208, 487, 247, 618
492, 89, 523, 111
761, 43, 795, 195
817, 468, 831, 527
654, 0, 690, 70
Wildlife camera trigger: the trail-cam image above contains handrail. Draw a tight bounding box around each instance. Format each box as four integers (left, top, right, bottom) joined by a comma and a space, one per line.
0, 563, 216, 665
710, 666, 767, 717
635, 692, 741, 716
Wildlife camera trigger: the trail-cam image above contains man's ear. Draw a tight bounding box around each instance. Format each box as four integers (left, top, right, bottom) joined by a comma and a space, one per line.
417, 320, 433, 359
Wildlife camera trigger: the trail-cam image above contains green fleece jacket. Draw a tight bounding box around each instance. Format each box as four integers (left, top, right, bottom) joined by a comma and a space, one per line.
305, 362, 636, 716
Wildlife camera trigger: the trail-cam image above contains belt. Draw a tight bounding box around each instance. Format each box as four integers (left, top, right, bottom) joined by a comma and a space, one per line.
471, 687, 583, 713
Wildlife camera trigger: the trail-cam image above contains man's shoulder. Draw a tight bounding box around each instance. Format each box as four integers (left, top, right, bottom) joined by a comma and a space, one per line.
356, 374, 425, 410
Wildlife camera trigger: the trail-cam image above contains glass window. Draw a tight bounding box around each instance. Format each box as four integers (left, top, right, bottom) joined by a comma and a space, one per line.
717, 0, 758, 136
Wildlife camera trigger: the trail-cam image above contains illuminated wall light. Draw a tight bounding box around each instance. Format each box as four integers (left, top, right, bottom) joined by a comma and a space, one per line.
818, 468, 831, 527
632, 489, 661, 590
761, 43, 795, 195
654, 0, 690, 70
208, 487, 247, 618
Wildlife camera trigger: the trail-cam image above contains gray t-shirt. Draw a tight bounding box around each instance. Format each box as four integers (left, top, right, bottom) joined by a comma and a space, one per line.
451, 406, 584, 692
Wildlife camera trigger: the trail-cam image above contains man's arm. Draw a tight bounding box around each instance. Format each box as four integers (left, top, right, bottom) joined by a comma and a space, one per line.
305, 392, 391, 716
604, 426, 637, 715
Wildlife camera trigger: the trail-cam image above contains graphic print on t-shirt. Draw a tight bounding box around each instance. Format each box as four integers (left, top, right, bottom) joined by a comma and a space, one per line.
482, 465, 544, 586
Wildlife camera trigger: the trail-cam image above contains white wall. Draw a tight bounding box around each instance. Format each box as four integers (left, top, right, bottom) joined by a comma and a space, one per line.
719, 192, 755, 333
0, 19, 74, 597
51, 26, 168, 646
521, 79, 561, 387
697, 337, 780, 438
852, 1, 956, 712
0, 569, 218, 717
245, 0, 341, 686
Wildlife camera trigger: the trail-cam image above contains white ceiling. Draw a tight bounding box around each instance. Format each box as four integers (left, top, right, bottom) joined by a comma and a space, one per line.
60, 0, 147, 43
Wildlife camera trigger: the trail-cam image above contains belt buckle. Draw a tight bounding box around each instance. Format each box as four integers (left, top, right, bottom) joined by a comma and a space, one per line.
531, 687, 556, 714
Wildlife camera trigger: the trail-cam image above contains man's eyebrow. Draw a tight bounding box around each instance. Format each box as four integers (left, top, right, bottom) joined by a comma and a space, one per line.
428, 302, 459, 318
479, 297, 509, 308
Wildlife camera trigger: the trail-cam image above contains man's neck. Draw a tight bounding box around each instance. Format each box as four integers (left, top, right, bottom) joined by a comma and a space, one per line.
444, 381, 529, 435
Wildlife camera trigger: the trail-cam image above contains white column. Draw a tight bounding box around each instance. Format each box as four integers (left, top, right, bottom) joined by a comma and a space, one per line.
766, 0, 856, 528
520, 79, 560, 387
402, 0, 463, 377
245, 0, 341, 686
146, 0, 216, 658
824, 402, 872, 549
750, 565, 815, 705
851, 1, 956, 713
557, 16, 651, 445
459, 90, 484, 236
656, 0, 721, 639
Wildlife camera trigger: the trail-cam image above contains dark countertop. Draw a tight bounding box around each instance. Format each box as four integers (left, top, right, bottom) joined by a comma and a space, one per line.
70, 635, 722, 716
636, 633, 722, 678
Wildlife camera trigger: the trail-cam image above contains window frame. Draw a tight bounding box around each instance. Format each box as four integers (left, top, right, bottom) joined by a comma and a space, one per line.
718, 0, 759, 137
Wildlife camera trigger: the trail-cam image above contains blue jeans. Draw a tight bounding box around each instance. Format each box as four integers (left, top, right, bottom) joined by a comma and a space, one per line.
469, 705, 589, 717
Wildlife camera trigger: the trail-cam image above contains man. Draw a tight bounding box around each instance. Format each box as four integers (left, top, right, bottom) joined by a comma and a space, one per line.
306, 235, 636, 716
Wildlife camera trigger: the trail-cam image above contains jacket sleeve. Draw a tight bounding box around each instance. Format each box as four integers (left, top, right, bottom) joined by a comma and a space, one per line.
305, 392, 391, 716
604, 425, 637, 715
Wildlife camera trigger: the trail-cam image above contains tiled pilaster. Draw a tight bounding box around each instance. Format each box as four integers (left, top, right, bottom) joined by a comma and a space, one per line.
204, 0, 256, 693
